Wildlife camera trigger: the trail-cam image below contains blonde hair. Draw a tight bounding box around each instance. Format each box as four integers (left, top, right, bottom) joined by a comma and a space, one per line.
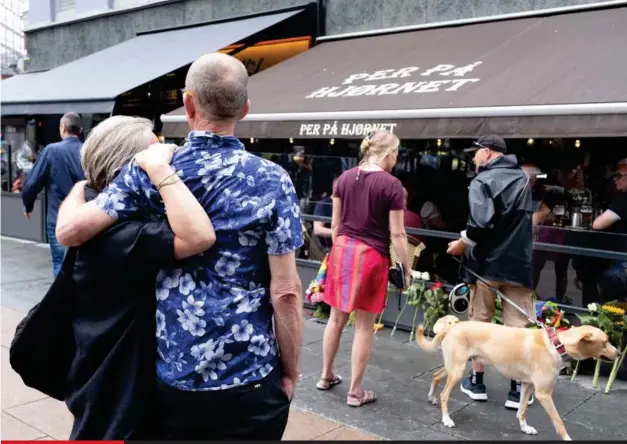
81, 116, 155, 192
359, 130, 400, 166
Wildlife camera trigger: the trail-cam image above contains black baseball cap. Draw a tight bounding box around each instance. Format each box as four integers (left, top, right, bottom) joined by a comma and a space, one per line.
464, 135, 507, 153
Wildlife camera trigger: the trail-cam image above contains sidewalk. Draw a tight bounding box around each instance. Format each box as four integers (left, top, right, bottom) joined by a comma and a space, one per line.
2, 237, 627, 441
1, 304, 380, 441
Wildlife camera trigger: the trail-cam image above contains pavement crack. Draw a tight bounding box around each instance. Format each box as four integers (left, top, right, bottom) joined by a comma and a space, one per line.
560, 391, 596, 418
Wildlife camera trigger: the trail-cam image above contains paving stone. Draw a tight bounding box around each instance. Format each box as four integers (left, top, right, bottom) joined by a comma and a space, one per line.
5, 397, 73, 440
292, 387, 460, 441
562, 390, 627, 438
1, 240, 52, 285
1, 306, 24, 348
314, 425, 381, 440
283, 408, 342, 440
1, 413, 46, 440
1, 278, 52, 314
1, 347, 49, 409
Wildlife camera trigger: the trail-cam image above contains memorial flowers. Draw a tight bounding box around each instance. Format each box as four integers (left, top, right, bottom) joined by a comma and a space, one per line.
391, 271, 448, 341
574, 302, 627, 392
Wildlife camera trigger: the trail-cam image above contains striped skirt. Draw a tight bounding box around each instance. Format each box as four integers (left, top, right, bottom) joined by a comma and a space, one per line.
322, 235, 390, 314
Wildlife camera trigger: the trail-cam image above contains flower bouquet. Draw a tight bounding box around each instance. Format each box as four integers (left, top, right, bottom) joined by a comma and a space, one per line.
574, 302, 627, 392
390, 271, 448, 341
528, 301, 570, 331
304, 254, 331, 320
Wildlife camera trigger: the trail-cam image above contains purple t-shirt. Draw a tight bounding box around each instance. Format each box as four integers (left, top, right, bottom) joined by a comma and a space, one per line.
334, 167, 405, 256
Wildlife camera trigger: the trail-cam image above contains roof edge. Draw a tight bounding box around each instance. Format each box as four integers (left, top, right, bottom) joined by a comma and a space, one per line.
136, 3, 312, 37
316, 0, 627, 43
161, 103, 627, 123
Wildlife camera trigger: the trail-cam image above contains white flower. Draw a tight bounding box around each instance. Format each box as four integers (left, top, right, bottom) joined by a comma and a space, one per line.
179, 273, 197, 295
587, 303, 600, 312
274, 217, 292, 243
215, 252, 241, 277
280, 172, 297, 195
156, 269, 182, 300
248, 335, 271, 357
156, 310, 166, 339
95, 192, 126, 219
236, 295, 262, 314
232, 320, 254, 342
421, 272, 431, 281
257, 199, 276, 219
238, 230, 260, 247
259, 363, 273, 378
290, 202, 300, 218
194, 341, 233, 382
182, 295, 205, 317
176, 300, 207, 337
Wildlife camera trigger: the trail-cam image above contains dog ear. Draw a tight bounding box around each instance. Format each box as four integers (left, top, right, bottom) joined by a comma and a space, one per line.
580, 332, 593, 342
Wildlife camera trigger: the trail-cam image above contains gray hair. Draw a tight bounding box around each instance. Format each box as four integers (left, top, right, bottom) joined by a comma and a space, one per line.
185, 53, 249, 121
60, 112, 83, 135
81, 115, 155, 192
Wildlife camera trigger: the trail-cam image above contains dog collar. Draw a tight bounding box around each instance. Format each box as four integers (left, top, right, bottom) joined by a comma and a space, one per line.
545, 327, 572, 362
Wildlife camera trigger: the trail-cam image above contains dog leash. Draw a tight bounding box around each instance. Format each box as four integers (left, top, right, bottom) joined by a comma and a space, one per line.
452, 257, 570, 361
452, 257, 541, 328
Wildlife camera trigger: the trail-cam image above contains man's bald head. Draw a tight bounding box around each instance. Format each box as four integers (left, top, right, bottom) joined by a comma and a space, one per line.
185, 53, 249, 122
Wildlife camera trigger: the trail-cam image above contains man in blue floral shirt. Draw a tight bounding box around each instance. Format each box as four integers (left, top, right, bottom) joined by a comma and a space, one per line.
56, 53, 304, 439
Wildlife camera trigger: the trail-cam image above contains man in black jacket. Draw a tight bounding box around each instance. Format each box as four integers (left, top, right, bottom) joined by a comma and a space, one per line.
447, 135, 534, 411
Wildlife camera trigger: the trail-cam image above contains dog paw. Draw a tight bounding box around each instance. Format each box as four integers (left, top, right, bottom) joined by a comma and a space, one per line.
521, 424, 538, 435
428, 395, 438, 405
442, 416, 455, 428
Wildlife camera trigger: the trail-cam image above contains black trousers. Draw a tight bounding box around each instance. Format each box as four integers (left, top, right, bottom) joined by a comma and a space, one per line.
156, 367, 290, 440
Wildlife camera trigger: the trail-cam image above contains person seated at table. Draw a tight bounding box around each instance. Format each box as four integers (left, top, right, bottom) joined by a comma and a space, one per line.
313, 176, 339, 253
592, 158, 627, 302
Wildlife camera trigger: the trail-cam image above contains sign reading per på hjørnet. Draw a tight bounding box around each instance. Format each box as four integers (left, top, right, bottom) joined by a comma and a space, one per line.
305, 62, 483, 99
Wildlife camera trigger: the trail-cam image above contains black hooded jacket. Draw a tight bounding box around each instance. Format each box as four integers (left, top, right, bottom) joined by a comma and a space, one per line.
463, 155, 533, 288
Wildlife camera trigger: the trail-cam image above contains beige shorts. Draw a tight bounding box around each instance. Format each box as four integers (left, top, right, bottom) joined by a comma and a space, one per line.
469, 280, 534, 328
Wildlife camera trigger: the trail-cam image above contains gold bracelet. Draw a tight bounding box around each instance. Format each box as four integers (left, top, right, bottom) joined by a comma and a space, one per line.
156, 172, 179, 191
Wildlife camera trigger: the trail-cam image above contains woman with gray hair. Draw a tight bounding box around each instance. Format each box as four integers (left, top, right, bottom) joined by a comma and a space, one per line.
59, 115, 215, 439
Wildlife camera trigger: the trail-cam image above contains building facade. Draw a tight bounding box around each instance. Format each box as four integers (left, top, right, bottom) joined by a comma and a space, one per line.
1, 0, 28, 77
25, 0, 608, 72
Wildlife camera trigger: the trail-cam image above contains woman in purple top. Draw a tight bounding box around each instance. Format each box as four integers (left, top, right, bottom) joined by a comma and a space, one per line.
316, 130, 411, 407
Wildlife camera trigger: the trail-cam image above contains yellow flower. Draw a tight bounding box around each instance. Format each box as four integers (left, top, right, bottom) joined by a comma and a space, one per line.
601, 305, 626, 316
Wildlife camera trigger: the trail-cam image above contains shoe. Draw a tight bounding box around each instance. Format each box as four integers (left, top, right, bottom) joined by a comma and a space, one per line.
505, 380, 535, 410
460, 370, 488, 401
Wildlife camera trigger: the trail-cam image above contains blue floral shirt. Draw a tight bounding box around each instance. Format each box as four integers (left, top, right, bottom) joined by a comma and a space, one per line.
94, 131, 303, 391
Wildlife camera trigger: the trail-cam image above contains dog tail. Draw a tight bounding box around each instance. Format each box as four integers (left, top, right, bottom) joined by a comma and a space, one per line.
415, 325, 451, 352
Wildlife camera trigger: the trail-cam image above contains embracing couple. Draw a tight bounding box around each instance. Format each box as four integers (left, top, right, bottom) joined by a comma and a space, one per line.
28, 53, 303, 440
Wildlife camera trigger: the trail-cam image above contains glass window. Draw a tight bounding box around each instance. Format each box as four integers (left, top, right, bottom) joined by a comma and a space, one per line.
286, 136, 627, 309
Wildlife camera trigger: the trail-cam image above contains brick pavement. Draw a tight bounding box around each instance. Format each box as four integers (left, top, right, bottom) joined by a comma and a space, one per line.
2, 238, 627, 441
0, 305, 381, 441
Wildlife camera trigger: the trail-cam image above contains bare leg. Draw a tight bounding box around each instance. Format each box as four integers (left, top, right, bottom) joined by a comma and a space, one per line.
471, 360, 484, 373
429, 367, 447, 405
348, 310, 378, 395
535, 388, 572, 440
321, 308, 349, 380
440, 365, 465, 427
517, 382, 537, 435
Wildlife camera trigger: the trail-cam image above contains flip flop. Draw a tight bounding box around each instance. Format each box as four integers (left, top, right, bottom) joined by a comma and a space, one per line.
316, 374, 342, 390
347, 389, 377, 407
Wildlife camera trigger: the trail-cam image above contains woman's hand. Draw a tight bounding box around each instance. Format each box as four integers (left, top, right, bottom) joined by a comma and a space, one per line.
135, 143, 176, 174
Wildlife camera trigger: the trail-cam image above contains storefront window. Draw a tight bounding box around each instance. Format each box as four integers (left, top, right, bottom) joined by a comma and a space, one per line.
244, 137, 627, 309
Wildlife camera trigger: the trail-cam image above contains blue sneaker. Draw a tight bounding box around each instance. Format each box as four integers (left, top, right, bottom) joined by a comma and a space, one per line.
460, 370, 488, 401
505, 380, 535, 410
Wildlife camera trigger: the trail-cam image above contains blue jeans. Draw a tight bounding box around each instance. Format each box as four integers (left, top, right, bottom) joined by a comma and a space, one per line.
47, 221, 66, 277
600, 261, 627, 302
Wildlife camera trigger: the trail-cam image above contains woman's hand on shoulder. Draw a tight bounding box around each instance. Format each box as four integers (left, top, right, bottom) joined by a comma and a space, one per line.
135, 143, 177, 174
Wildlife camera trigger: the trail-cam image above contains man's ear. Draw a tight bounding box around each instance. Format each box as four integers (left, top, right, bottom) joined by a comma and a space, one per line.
183, 93, 195, 120
239, 99, 250, 121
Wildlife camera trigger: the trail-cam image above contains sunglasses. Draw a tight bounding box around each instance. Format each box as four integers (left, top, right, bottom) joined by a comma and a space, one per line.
614, 172, 627, 179
472, 141, 489, 149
